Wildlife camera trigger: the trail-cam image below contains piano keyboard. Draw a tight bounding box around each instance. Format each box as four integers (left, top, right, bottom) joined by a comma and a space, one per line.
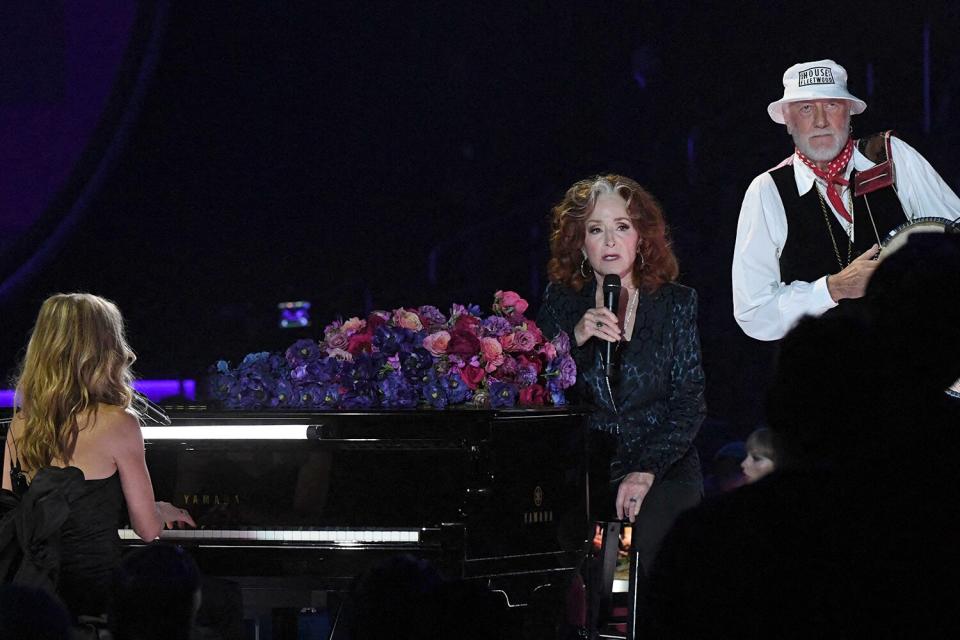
118, 528, 421, 543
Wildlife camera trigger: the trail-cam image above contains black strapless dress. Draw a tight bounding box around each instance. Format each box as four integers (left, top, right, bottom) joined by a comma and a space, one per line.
56, 470, 124, 617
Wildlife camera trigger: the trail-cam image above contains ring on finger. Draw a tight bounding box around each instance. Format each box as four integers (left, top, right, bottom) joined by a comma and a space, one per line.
596, 320, 603, 328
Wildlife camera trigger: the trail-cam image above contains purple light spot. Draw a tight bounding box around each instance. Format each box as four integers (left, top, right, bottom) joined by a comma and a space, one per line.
0, 378, 200, 408
133, 379, 197, 402
866, 62, 874, 97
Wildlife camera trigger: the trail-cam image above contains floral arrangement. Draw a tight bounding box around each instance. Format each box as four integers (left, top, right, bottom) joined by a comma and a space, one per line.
209, 291, 576, 410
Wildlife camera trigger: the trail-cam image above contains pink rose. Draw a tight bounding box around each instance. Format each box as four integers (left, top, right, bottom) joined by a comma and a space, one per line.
480, 337, 505, 373
514, 330, 537, 352
523, 320, 544, 343
423, 331, 451, 356
498, 333, 517, 352
341, 317, 366, 335
393, 308, 423, 331
494, 290, 529, 315
461, 364, 486, 389
325, 330, 348, 350
326, 348, 353, 362
539, 341, 557, 360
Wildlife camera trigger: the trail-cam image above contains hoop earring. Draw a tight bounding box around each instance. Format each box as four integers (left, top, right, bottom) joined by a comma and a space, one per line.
579, 255, 590, 278
637, 249, 647, 270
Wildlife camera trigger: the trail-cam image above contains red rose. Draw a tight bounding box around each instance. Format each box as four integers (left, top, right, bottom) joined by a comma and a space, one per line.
447, 329, 481, 356
460, 364, 486, 389
365, 313, 388, 334
347, 332, 373, 355
519, 384, 547, 406
454, 314, 481, 335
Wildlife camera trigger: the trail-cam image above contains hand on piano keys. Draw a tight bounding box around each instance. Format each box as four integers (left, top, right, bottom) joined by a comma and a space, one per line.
157, 500, 197, 530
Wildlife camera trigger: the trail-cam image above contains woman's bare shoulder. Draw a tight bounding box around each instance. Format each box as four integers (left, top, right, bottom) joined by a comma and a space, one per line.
91, 404, 142, 435
7, 411, 25, 439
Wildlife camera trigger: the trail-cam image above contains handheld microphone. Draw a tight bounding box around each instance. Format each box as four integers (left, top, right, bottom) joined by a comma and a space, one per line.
602, 274, 621, 379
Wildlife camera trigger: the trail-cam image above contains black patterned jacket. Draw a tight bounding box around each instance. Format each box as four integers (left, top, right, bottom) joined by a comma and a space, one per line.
537, 280, 706, 484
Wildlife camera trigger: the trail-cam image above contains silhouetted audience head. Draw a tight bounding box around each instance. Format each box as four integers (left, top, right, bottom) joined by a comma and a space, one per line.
741, 427, 779, 482
108, 543, 201, 640
766, 313, 878, 469
349, 554, 508, 640
766, 234, 960, 470
0, 584, 71, 640
868, 233, 960, 395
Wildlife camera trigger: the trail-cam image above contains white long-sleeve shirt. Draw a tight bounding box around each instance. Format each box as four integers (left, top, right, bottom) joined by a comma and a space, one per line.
732, 137, 960, 341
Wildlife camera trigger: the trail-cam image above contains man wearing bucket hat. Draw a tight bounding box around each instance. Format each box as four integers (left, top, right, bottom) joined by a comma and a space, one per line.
732, 59, 960, 341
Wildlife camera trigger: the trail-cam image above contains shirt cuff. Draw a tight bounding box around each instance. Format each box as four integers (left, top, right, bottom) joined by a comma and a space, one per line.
813, 275, 839, 311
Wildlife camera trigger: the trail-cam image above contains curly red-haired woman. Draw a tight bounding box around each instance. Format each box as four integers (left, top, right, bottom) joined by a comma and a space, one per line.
537, 175, 706, 576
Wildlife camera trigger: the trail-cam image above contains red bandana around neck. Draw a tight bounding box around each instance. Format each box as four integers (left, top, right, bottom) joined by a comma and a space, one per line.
796, 138, 855, 223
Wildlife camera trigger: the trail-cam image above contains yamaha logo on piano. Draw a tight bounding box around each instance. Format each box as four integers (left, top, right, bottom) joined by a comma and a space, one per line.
183, 494, 241, 505
523, 510, 553, 525
524, 485, 551, 524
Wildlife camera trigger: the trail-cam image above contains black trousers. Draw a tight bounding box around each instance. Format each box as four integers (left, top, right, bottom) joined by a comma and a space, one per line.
589, 431, 702, 574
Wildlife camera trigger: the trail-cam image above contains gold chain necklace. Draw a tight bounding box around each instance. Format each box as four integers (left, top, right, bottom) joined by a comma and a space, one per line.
815, 184, 854, 269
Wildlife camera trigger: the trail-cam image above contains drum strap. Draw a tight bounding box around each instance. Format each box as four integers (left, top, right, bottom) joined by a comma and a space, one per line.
854, 130, 897, 197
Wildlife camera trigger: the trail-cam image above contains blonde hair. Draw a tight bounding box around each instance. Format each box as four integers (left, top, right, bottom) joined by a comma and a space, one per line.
13, 293, 138, 473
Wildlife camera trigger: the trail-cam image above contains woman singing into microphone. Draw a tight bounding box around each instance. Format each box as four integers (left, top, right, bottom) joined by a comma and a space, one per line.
537, 175, 705, 575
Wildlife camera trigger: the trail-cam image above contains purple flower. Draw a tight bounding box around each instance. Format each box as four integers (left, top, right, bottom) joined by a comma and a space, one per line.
516, 364, 538, 387
285, 340, 323, 367
551, 331, 571, 358
296, 383, 325, 408
488, 380, 518, 408
417, 305, 447, 328
481, 316, 512, 338
373, 326, 421, 356
377, 373, 419, 408
547, 379, 567, 406
556, 354, 577, 388
449, 303, 482, 319
342, 387, 377, 409
321, 383, 344, 408
441, 370, 472, 404
268, 377, 296, 408
421, 377, 448, 409
400, 347, 433, 383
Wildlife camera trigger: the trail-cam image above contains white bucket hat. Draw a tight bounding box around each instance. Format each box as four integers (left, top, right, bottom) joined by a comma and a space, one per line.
767, 59, 867, 124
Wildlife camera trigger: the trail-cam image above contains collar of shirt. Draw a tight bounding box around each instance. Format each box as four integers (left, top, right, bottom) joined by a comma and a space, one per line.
788, 146, 878, 196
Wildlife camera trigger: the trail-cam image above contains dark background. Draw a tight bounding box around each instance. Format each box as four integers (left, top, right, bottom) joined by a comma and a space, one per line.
3, 1, 959, 437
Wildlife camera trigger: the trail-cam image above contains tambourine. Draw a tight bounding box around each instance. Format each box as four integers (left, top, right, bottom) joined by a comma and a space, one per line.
878, 216, 954, 260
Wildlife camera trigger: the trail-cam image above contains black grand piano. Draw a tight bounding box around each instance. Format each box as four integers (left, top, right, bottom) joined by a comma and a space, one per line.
122, 406, 590, 631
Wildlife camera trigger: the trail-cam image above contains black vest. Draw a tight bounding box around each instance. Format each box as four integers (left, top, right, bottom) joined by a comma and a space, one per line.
770, 163, 906, 284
